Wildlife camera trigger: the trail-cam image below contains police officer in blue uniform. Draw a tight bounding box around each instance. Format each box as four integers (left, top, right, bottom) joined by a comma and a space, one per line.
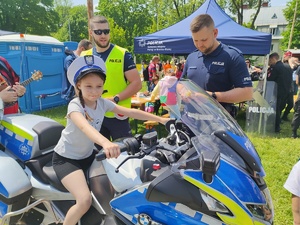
182, 14, 253, 117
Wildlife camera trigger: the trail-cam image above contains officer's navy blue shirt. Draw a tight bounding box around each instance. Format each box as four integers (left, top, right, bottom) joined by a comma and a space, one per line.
183, 43, 252, 92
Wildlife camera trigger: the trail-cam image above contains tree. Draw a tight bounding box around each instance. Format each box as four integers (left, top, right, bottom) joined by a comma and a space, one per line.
227, 0, 269, 28
0, 0, 59, 35
94, 0, 206, 58
96, 0, 153, 50
53, 5, 90, 42
281, 0, 300, 50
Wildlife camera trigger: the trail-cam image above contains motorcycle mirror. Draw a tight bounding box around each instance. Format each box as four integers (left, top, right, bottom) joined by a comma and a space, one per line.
201, 150, 220, 183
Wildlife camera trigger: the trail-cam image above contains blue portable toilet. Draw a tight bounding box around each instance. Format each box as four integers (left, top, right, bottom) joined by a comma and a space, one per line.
64, 41, 78, 51
0, 34, 67, 113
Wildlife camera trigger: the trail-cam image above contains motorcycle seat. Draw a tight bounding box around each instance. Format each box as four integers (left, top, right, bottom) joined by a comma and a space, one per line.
43, 161, 68, 192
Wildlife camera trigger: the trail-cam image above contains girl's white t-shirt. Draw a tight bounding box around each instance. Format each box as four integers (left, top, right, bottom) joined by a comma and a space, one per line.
54, 97, 115, 159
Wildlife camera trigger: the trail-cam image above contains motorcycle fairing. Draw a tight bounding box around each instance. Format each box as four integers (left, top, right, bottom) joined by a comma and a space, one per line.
224, 131, 265, 176
110, 184, 226, 225
145, 169, 212, 213
182, 165, 267, 225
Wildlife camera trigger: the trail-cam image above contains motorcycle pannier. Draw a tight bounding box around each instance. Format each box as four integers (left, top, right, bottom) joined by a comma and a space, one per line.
0, 151, 32, 224
0, 114, 64, 161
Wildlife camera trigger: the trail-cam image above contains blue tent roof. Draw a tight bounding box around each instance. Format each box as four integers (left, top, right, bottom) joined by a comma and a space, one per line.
134, 0, 272, 55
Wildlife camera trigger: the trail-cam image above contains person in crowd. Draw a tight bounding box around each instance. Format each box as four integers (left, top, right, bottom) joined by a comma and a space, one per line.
291, 65, 300, 138
284, 160, 300, 224
281, 52, 297, 121
149, 76, 159, 93
53, 55, 169, 225
175, 62, 183, 79
182, 14, 253, 117
64, 39, 93, 72
293, 61, 299, 96
151, 68, 180, 119
157, 60, 163, 78
81, 15, 142, 140
63, 39, 93, 101
163, 60, 172, 74
180, 59, 185, 72
267, 52, 293, 133
0, 56, 26, 114
148, 56, 160, 92
245, 58, 262, 81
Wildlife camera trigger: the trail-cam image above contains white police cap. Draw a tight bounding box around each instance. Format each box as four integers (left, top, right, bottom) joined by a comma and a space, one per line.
67, 55, 106, 86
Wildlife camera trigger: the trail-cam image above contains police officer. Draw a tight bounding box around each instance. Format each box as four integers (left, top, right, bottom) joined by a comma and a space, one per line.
81, 15, 142, 140
182, 14, 253, 117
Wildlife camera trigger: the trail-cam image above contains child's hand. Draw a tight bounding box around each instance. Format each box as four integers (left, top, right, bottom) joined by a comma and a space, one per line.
161, 118, 171, 125
102, 141, 121, 159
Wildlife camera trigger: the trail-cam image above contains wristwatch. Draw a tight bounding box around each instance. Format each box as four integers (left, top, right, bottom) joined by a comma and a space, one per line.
212, 92, 217, 100
113, 95, 120, 104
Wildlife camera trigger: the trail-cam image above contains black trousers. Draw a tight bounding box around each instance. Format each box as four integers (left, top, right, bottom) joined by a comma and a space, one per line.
282, 92, 294, 119
292, 100, 300, 132
275, 95, 289, 132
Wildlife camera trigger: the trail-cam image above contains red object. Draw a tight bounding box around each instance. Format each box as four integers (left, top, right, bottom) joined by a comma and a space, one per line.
4, 104, 19, 114
284, 51, 292, 57
152, 163, 161, 170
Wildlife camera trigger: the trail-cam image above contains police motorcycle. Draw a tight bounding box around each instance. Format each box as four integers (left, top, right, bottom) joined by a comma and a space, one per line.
95, 79, 274, 225
0, 79, 273, 225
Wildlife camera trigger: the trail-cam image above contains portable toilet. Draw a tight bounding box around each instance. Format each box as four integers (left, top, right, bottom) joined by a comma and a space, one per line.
0, 34, 67, 113
64, 41, 78, 51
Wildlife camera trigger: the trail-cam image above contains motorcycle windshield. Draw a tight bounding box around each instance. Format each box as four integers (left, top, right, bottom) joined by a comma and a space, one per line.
166, 79, 265, 176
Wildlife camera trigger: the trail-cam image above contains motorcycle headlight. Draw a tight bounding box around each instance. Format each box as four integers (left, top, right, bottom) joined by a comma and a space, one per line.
246, 188, 274, 224
200, 190, 230, 213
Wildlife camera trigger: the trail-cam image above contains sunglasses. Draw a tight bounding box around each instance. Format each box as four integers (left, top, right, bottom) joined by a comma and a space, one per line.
93, 29, 110, 35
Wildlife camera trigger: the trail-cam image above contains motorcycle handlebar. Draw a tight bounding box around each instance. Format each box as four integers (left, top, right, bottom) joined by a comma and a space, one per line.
95, 143, 128, 161
95, 137, 140, 161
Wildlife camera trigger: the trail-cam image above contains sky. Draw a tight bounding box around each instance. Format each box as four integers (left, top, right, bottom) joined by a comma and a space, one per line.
72, 0, 287, 7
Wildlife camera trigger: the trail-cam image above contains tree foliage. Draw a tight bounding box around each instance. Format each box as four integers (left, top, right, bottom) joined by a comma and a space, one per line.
95, 0, 153, 49
229, 0, 269, 27
281, 0, 300, 50
94, 0, 208, 62
0, 0, 59, 35
0, 0, 276, 58
52, 5, 90, 42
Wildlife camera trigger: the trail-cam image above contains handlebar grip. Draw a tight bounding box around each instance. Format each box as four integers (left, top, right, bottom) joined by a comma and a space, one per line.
95, 142, 128, 161
95, 152, 106, 161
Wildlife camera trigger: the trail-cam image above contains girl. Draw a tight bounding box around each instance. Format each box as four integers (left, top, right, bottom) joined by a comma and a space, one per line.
150, 68, 181, 119
52, 55, 169, 225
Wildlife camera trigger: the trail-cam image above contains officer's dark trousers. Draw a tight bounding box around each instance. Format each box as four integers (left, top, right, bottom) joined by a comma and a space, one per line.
292, 100, 300, 133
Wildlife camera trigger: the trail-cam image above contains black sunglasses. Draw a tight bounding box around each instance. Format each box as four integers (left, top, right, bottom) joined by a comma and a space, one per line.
93, 29, 110, 35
